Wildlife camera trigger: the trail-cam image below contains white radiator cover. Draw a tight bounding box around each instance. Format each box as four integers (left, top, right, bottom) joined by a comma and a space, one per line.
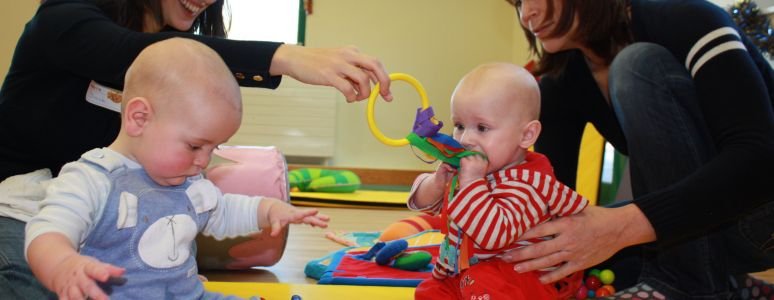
226, 78, 337, 158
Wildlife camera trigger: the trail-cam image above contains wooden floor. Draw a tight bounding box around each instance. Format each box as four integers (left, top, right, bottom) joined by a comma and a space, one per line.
753, 269, 774, 283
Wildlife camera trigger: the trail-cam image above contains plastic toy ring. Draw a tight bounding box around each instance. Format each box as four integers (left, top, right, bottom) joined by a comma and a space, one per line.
367, 73, 431, 147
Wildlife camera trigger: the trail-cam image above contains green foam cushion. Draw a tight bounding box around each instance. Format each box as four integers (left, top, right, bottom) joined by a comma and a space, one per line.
289, 168, 361, 193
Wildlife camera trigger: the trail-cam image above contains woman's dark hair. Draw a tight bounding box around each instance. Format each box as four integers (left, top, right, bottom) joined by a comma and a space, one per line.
509, 0, 632, 77
90, 0, 230, 37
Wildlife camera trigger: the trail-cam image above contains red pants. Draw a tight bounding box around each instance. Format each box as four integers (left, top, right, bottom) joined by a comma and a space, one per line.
414, 259, 558, 300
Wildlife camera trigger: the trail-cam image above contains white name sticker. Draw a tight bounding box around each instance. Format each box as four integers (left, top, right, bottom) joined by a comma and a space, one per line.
85, 80, 122, 113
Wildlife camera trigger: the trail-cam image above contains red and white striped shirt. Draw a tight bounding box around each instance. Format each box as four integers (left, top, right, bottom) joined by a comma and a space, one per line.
408, 151, 588, 279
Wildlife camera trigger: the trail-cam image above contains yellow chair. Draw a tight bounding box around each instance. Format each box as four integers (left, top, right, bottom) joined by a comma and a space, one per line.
576, 123, 628, 206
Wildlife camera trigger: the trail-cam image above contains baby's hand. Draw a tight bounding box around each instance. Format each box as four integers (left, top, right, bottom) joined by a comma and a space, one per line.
458, 155, 488, 187
50, 254, 125, 300
266, 200, 330, 236
430, 163, 455, 189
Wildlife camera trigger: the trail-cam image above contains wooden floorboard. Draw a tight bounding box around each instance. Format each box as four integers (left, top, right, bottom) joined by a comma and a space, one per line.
752, 269, 774, 283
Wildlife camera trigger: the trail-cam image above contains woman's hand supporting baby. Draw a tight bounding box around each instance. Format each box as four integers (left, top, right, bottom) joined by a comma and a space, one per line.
500, 204, 656, 284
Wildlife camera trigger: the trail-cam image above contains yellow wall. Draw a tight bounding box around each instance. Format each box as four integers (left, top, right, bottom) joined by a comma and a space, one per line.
307, 0, 530, 170
0, 1, 531, 171
0, 2, 37, 81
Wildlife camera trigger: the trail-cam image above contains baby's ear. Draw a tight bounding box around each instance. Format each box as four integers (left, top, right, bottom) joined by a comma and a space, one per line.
520, 120, 542, 149
123, 97, 152, 136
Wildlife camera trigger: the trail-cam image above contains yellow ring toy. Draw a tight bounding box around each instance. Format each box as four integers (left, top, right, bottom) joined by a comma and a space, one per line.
367, 73, 432, 146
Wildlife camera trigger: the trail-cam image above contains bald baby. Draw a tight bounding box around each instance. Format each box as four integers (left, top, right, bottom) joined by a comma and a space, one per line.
123, 37, 241, 117
449, 62, 543, 174
110, 38, 243, 185
451, 62, 540, 122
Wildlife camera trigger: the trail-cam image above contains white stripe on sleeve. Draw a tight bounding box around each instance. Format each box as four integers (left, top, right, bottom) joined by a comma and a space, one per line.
685, 27, 740, 70
691, 41, 746, 77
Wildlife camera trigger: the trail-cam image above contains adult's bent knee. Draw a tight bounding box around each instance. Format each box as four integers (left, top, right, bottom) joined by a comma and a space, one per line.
609, 42, 692, 113
610, 42, 673, 76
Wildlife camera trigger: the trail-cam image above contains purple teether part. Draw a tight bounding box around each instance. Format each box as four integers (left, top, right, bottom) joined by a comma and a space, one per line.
412, 106, 443, 137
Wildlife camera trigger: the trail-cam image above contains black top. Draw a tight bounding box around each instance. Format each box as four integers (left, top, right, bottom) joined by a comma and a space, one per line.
0, 0, 283, 180
535, 0, 774, 246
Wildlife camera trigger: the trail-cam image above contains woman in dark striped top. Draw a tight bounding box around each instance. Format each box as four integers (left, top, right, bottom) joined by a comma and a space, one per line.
503, 0, 774, 298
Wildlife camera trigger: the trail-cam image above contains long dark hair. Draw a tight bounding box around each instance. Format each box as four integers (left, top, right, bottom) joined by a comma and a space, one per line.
508, 0, 632, 77
89, 0, 230, 37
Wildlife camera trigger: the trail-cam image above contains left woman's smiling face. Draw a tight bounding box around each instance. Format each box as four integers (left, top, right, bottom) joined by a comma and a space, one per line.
160, 0, 215, 31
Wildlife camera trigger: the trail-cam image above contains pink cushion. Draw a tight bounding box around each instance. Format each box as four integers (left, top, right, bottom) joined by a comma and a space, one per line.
196, 146, 289, 270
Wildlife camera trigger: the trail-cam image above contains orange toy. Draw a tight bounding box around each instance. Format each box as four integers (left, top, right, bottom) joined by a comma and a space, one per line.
378, 214, 442, 242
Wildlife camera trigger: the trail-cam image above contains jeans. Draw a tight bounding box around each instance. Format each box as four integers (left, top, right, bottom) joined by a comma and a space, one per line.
0, 216, 55, 299
607, 42, 774, 299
